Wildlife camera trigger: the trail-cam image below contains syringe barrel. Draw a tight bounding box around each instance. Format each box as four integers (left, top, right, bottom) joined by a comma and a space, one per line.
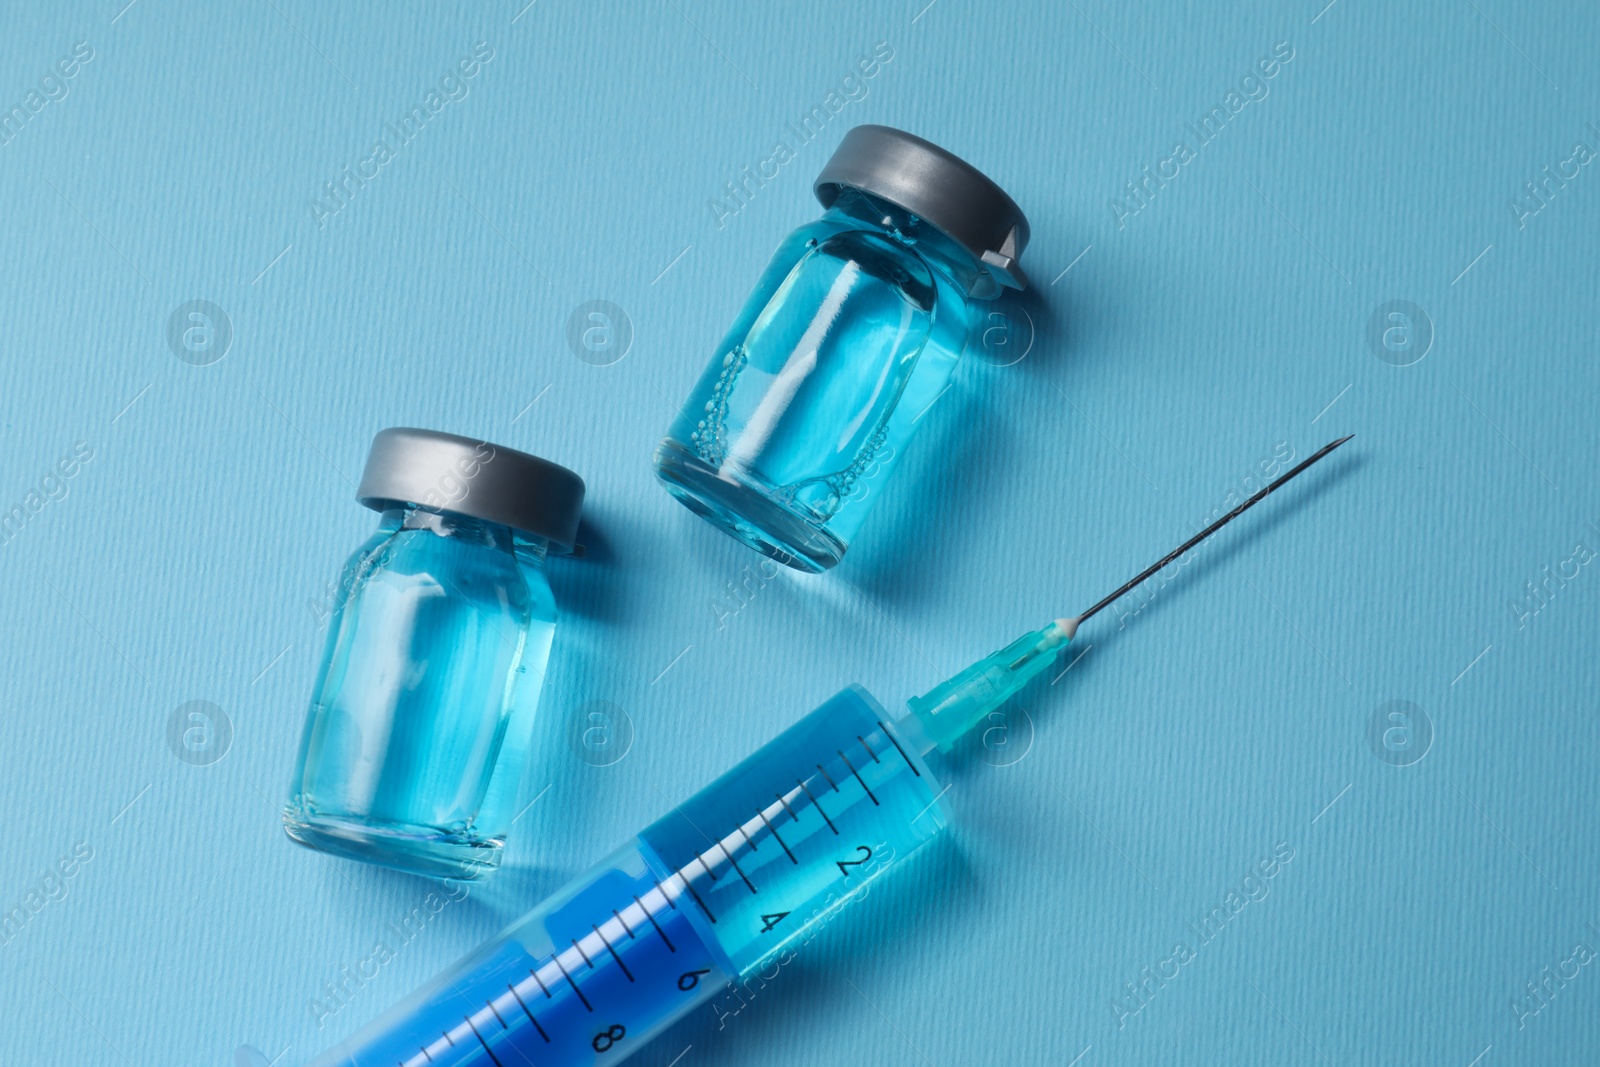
639, 684, 948, 977
304, 686, 948, 1067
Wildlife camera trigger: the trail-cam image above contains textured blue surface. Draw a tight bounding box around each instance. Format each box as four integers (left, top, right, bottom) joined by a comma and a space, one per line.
1, 2, 1597, 1065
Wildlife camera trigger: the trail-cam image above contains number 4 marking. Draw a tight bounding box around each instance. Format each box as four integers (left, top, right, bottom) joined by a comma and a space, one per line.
759, 912, 789, 933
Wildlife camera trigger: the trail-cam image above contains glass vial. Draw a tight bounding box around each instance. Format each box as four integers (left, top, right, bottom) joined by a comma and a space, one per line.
284, 428, 585, 880
655, 124, 1030, 572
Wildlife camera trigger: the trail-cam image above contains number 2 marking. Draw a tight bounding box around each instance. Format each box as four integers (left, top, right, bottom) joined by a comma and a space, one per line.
837, 845, 872, 877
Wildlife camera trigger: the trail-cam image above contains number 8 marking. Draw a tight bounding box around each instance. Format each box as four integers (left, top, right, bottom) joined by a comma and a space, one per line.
592, 1023, 626, 1053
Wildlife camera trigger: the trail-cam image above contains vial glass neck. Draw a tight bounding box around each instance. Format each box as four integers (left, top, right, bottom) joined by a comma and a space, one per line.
822, 186, 984, 296
379, 505, 549, 561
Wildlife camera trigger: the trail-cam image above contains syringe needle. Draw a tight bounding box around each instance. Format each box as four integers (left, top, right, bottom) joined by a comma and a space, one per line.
1070, 435, 1352, 630
900, 436, 1352, 754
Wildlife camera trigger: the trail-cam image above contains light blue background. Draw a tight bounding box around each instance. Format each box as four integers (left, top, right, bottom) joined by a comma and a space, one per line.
2, 1, 1596, 1065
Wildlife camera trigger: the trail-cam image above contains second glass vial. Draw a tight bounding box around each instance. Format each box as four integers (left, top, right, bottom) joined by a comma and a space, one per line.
655, 124, 1031, 572
284, 428, 584, 879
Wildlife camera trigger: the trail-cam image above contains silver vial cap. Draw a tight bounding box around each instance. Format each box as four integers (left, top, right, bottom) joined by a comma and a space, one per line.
357, 427, 585, 553
813, 125, 1030, 298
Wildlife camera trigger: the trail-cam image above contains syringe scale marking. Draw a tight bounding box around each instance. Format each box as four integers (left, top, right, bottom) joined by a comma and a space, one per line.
402, 1027, 452, 1067
815, 764, 840, 793
529, 967, 552, 998
647, 877, 678, 911
680, 875, 716, 923
593, 924, 635, 980
757, 810, 798, 864
876, 721, 921, 776
795, 778, 838, 834
633, 895, 677, 951
465, 1016, 503, 1067
715, 841, 757, 893
838, 750, 878, 805
506, 984, 550, 1042
732, 801, 794, 861
551, 953, 591, 1010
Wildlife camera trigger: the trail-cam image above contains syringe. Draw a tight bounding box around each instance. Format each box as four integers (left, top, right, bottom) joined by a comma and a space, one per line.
270, 436, 1350, 1067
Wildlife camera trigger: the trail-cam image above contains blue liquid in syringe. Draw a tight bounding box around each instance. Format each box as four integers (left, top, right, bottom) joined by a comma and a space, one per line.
306, 685, 948, 1067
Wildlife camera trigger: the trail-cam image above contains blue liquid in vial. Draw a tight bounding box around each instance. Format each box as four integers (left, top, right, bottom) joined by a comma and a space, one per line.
285, 508, 557, 879
303, 687, 948, 1067
656, 190, 977, 571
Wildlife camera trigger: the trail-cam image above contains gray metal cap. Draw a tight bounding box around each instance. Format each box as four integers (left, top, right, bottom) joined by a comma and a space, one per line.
814, 125, 1030, 298
357, 428, 585, 553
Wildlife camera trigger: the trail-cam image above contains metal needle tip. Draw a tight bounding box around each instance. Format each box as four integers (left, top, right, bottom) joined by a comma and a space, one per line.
1075, 435, 1353, 625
